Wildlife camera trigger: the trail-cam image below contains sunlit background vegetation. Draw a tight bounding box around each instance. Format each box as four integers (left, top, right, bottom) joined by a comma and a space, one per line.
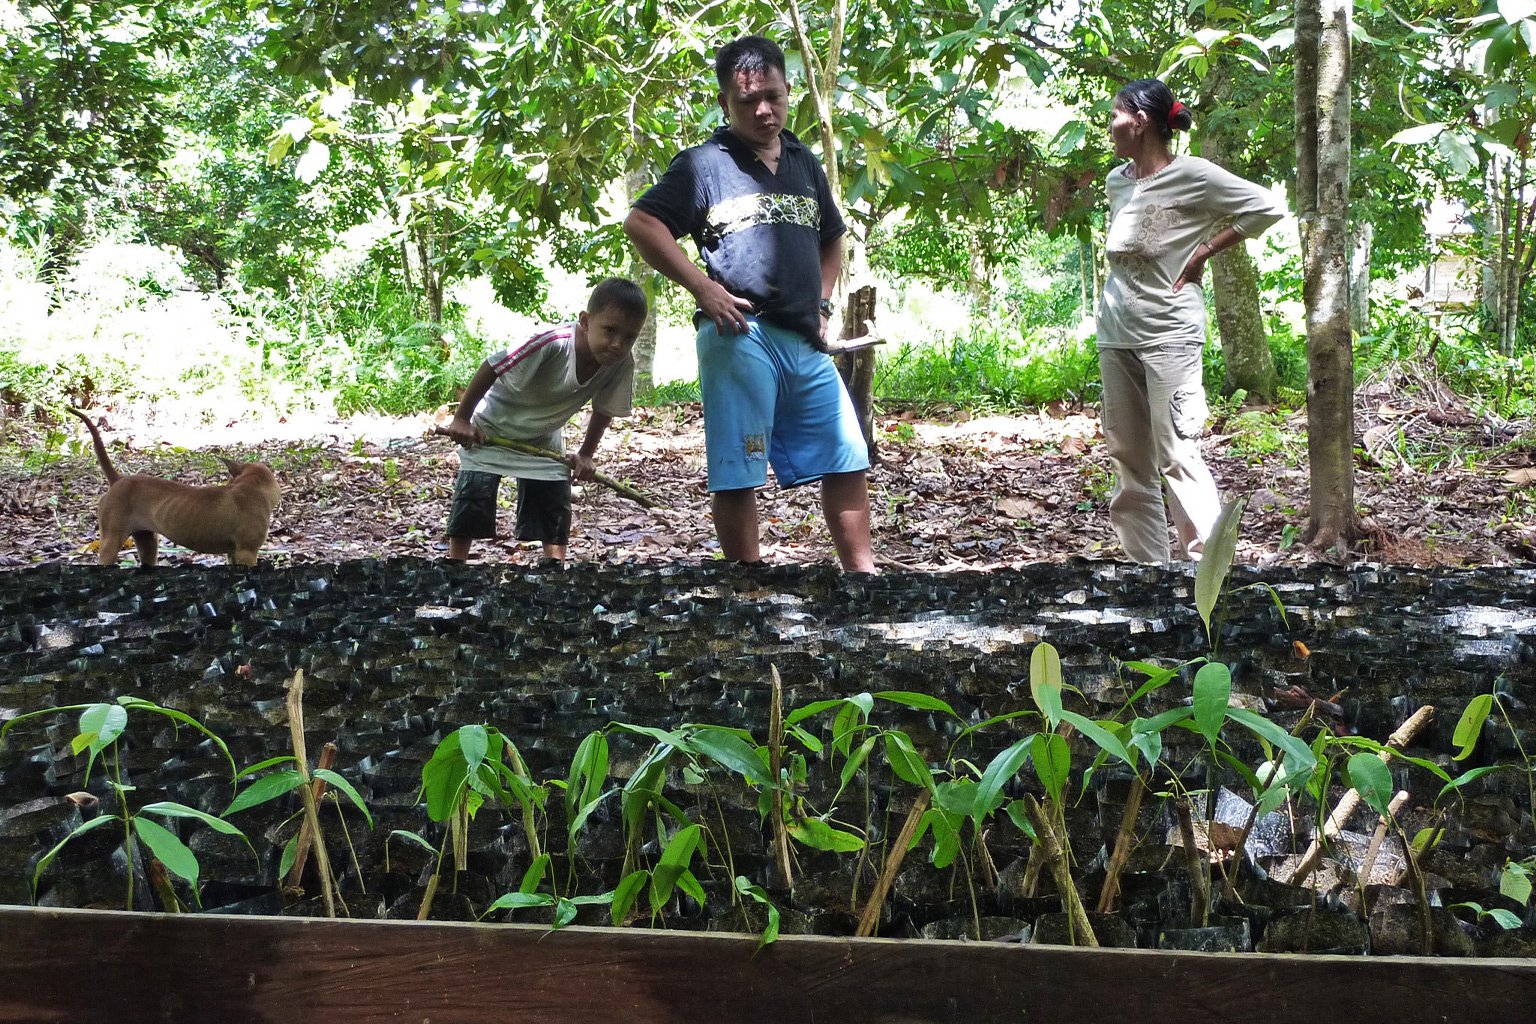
4, 0, 1536, 435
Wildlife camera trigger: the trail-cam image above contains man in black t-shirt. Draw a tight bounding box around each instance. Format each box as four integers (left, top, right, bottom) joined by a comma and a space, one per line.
624, 34, 875, 573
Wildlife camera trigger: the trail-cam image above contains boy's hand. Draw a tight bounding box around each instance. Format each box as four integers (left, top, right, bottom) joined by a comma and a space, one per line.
569, 452, 598, 481
443, 417, 484, 447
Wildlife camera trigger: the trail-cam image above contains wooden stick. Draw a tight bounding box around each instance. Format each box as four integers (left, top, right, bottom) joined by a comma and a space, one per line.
1286, 704, 1434, 887
1357, 789, 1410, 889
285, 741, 338, 891
1023, 795, 1099, 947
1174, 797, 1209, 927
855, 788, 932, 938
429, 426, 655, 509
1095, 776, 1146, 914
286, 670, 337, 918
768, 665, 794, 893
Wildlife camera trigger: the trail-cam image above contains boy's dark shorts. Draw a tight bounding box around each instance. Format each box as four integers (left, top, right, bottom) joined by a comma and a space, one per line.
445, 470, 572, 545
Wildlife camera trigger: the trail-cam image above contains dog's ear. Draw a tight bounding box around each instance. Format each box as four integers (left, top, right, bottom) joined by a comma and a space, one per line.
218, 457, 245, 479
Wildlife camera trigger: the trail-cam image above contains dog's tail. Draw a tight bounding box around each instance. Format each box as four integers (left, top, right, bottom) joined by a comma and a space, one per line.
67, 408, 121, 485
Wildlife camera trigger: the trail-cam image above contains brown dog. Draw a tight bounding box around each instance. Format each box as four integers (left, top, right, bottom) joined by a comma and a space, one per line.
67, 408, 282, 567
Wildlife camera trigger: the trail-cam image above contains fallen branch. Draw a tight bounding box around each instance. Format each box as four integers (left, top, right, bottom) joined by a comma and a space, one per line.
856, 788, 932, 938
1286, 704, 1434, 887
286, 670, 337, 918
429, 426, 656, 509
1023, 795, 1099, 947
1357, 789, 1411, 889
768, 665, 794, 893
285, 741, 338, 891
1174, 797, 1210, 927
1096, 776, 1146, 914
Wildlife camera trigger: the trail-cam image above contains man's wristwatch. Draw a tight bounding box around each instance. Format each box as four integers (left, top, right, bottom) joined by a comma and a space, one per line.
818, 298, 834, 318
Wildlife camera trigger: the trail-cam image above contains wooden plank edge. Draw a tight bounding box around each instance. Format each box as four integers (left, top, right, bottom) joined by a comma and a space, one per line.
0, 905, 1532, 1024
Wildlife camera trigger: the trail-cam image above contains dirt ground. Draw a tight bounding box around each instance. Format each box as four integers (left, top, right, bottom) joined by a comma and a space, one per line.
2, 370, 1534, 572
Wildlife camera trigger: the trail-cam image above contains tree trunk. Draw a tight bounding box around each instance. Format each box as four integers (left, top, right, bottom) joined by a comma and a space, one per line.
1295, 0, 1361, 551
1349, 220, 1373, 335
625, 162, 660, 391
835, 285, 879, 464
1211, 244, 1275, 402
1200, 75, 1277, 403
967, 234, 992, 316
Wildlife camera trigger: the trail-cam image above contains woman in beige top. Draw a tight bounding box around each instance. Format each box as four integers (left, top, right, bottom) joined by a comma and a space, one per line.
1098, 78, 1286, 563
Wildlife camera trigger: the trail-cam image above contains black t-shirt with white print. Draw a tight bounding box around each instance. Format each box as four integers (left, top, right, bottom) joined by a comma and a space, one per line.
632, 126, 845, 342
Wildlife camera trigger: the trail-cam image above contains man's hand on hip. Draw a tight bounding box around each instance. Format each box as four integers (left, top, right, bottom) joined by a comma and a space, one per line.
694, 279, 757, 335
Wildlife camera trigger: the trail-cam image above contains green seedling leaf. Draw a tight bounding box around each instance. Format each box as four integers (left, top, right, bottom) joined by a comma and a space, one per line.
458, 725, 489, 775
1452, 693, 1494, 761
784, 698, 844, 727
1004, 799, 1038, 842
975, 736, 1033, 821
312, 769, 374, 827
1411, 827, 1442, 855
388, 829, 436, 854
884, 731, 935, 791
688, 726, 768, 786
950, 709, 1037, 748
1437, 764, 1510, 802
483, 891, 554, 917
421, 734, 472, 823
788, 817, 865, 853
1123, 660, 1188, 703
786, 724, 823, 754
1487, 908, 1524, 930
32, 814, 117, 900
1195, 495, 1246, 641
874, 691, 958, 717
77, 703, 128, 752
133, 817, 200, 891
735, 875, 781, 950
224, 770, 306, 816
1501, 861, 1533, 906
236, 755, 299, 777
116, 698, 238, 778
1226, 707, 1318, 777
676, 869, 706, 908
608, 723, 685, 748
1031, 732, 1071, 804
1129, 725, 1163, 767
933, 778, 978, 818
927, 810, 961, 868
1192, 662, 1232, 748
1059, 711, 1133, 765
520, 854, 552, 894
835, 736, 878, 802
139, 801, 250, 843
1029, 643, 1064, 725
565, 731, 609, 824
650, 824, 703, 913
620, 745, 674, 835
611, 870, 649, 925
280, 833, 299, 878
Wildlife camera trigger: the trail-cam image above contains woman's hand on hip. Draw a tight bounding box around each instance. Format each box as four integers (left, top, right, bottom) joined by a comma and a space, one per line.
1173, 253, 1208, 293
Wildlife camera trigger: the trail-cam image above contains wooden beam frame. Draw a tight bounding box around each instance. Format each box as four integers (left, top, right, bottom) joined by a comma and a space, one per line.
1, 906, 1532, 1023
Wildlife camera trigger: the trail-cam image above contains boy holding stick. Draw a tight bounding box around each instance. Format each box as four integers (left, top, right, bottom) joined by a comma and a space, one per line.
440, 277, 647, 564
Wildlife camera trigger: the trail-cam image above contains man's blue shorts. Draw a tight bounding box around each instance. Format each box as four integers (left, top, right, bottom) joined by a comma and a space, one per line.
696, 316, 870, 492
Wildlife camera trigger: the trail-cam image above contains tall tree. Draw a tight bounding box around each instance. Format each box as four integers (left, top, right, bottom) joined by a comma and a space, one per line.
1, 0, 194, 250
1295, 0, 1361, 550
